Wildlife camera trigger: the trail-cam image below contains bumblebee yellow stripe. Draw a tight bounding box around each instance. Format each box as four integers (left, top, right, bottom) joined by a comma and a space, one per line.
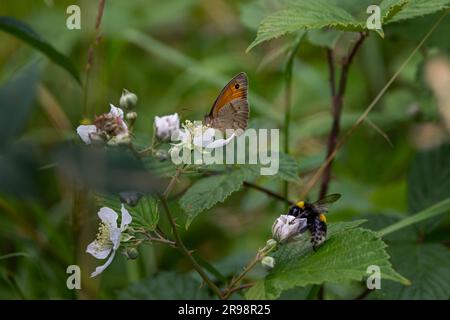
296, 201, 305, 209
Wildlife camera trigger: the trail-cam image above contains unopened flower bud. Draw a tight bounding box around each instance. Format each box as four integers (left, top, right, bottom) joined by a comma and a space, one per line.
266, 239, 278, 248
261, 256, 275, 269
119, 191, 142, 207
126, 247, 139, 260
155, 149, 169, 161
120, 89, 138, 110
126, 111, 138, 121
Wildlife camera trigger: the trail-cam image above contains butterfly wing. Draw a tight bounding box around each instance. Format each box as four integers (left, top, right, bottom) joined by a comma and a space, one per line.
204, 72, 249, 133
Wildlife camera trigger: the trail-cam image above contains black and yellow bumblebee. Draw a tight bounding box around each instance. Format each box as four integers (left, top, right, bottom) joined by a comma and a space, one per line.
287, 194, 341, 250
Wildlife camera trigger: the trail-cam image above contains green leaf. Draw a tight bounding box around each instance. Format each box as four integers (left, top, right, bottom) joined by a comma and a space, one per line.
245, 220, 409, 300
0, 63, 39, 146
408, 144, 450, 232
240, 0, 288, 31
0, 16, 80, 84
247, 0, 363, 52
387, 0, 450, 23
380, 0, 408, 21
275, 152, 301, 184
180, 166, 259, 227
118, 271, 212, 299
372, 244, 450, 299
378, 197, 450, 237
130, 196, 159, 231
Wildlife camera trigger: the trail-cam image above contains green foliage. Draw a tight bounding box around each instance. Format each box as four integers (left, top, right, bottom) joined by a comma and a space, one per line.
0, 16, 80, 83
373, 244, 450, 299
387, 0, 450, 23
378, 197, 450, 237
130, 196, 159, 231
275, 152, 301, 184
245, 221, 409, 299
247, 0, 449, 50
247, 0, 363, 52
180, 166, 259, 227
0, 63, 39, 145
407, 144, 450, 232
118, 271, 212, 299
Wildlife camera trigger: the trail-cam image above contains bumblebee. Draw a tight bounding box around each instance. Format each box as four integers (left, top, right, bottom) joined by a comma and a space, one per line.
287, 194, 341, 250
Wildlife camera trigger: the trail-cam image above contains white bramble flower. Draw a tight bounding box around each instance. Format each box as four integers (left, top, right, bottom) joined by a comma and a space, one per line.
154, 113, 180, 142
169, 120, 236, 154
86, 204, 132, 277
76, 104, 129, 145
76, 124, 98, 144
272, 215, 307, 243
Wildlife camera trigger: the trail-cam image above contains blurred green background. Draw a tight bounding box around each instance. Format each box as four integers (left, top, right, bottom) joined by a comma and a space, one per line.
0, 0, 449, 299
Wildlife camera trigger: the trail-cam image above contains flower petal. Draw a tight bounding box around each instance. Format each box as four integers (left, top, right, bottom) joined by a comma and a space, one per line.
98, 207, 118, 228
154, 113, 180, 141
109, 104, 124, 118
203, 128, 216, 141
86, 240, 112, 260
206, 133, 236, 149
90, 250, 116, 278
120, 204, 132, 231
272, 214, 307, 243
110, 228, 122, 250
76, 125, 97, 144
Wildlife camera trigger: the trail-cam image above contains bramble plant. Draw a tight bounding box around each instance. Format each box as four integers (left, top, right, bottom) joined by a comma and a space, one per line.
0, 0, 449, 301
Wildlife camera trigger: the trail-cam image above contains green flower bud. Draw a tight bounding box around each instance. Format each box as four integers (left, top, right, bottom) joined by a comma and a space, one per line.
126, 247, 139, 260
266, 238, 277, 248
120, 89, 138, 110
261, 256, 275, 269
126, 111, 138, 121
155, 149, 169, 161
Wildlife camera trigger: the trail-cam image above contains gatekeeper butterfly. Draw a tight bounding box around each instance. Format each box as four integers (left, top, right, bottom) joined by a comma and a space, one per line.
203, 72, 249, 135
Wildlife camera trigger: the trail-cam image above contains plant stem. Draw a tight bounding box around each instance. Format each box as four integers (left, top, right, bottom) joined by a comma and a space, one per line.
222, 254, 261, 300
136, 230, 177, 247
83, 0, 106, 117
222, 242, 276, 299
244, 181, 294, 205
159, 169, 223, 299
319, 33, 366, 199
223, 282, 255, 297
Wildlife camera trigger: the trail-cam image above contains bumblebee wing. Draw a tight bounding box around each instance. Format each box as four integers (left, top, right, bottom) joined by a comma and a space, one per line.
313, 193, 341, 212
314, 193, 341, 206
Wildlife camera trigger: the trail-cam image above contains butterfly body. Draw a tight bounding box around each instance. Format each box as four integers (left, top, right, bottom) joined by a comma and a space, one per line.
203, 72, 249, 134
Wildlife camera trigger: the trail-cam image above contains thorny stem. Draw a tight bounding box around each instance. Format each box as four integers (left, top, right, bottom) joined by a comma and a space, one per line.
83, 0, 106, 117
160, 169, 224, 299
300, 11, 446, 199
319, 32, 366, 199
243, 181, 294, 205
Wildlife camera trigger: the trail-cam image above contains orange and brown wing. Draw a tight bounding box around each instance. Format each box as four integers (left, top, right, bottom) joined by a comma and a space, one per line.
204, 72, 249, 132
